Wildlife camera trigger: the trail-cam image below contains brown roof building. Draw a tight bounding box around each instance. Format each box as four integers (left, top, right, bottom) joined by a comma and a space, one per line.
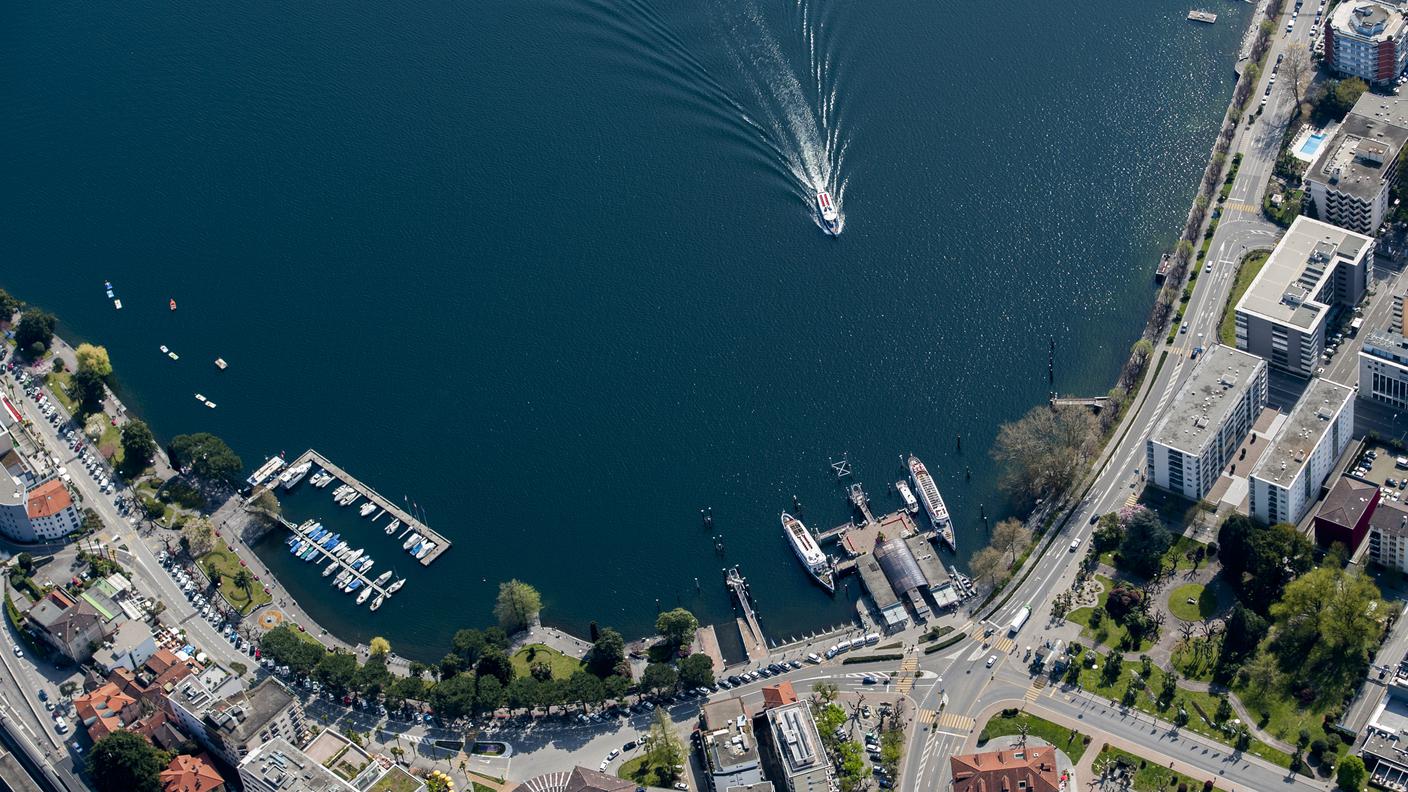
73, 682, 141, 742
762, 681, 798, 709
1314, 476, 1380, 550
950, 746, 1060, 792
510, 766, 637, 792
160, 753, 226, 792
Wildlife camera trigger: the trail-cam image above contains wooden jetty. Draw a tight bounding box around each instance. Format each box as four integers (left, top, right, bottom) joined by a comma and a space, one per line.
725, 567, 769, 662
288, 449, 451, 566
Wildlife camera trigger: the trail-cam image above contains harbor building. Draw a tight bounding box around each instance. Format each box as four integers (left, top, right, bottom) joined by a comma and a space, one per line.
1305, 102, 1408, 234
1325, 0, 1408, 87
1235, 217, 1372, 377
1249, 378, 1356, 526
1359, 288, 1408, 408
761, 699, 835, 792
1145, 345, 1267, 501
699, 697, 768, 792
1368, 500, 1408, 570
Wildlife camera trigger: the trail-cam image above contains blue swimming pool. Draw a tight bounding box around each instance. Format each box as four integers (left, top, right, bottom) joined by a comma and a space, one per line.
1300, 132, 1328, 157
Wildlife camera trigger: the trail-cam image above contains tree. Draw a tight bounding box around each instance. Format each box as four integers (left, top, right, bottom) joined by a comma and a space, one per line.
0, 289, 19, 324
991, 404, 1099, 506
645, 709, 685, 782
566, 670, 604, 711
968, 546, 1010, 590
181, 517, 216, 558
813, 682, 839, 705
233, 567, 254, 600
429, 671, 478, 720
1093, 513, 1124, 552
1240, 650, 1281, 706
71, 367, 106, 414
13, 310, 55, 355
836, 740, 868, 792
451, 628, 487, 667
260, 625, 327, 674
1282, 43, 1312, 111
369, 636, 391, 657
426, 773, 452, 792
167, 433, 243, 485
642, 662, 678, 695
991, 518, 1033, 565
1271, 566, 1383, 694
655, 608, 699, 646
15, 553, 32, 573
493, 579, 541, 632
86, 730, 170, 792
506, 677, 539, 712
1219, 516, 1312, 613
1118, 507, 1170, 576
314, 651, 359, 692
1220, 604, 1267, 666
475, 675, 506, 714
476, 646, 514, 685
356, 653, 393, 697
589, 627, 627, 677
1338, 754, 1367, 791
679, 653, 715, 688
1329, 78, 1369, 118
119, 420, 157, 474
75, 343, 113, 377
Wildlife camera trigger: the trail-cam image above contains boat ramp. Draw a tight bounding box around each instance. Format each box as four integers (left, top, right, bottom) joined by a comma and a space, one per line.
284, 449, 451, 566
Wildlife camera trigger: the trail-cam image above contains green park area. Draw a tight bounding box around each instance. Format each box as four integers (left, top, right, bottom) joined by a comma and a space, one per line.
1095, 746, 1229, 792
510, 643, 585, 680
199, 538, 272, 614
977, 710, 1091, 763
1168, 583, 1217, 622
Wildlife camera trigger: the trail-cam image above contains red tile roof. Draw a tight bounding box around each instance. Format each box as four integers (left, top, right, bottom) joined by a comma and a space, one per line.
950, 746, 1060, 792
73, 682, 139, 742
26, 479, 72, 519
761, 681, 798, 709
159, 753, 225, 792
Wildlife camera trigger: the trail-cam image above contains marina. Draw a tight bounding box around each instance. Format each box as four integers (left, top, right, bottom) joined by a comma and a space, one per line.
273, 449, 451, 566
283, 520, 404, 610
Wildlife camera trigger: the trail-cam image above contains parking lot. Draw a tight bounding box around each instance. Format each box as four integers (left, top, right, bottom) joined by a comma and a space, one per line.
1348, 444, 1408, 506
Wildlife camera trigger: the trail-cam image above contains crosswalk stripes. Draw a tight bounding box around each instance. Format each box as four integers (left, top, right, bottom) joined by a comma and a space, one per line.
895, 655, 920, 693
1124, 492, 1139, 508
1024, 677, 1047, 702
936, 712, 975, 731
990, 637, 1015, 654
1222, 200, 1260, 214
917, 708, 936, 725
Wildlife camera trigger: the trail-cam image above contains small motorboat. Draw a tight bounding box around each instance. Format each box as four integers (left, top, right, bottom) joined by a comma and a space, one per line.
169, 298, 177, 311
167, 351, 179, 361
373, 570, 393, 586
370, 595, 384, 612
195, 393, 206, 403
215, 358, 228, 370
415, 542, 434, 560
402, 532, 422, 551
356, 587, 373, 605
160, 345, 170, 354
384, 518, 401, 536
206, 401, 216, 409
114, 299, 122, 310
323, 560, 340, 578
358, 502, 376, 517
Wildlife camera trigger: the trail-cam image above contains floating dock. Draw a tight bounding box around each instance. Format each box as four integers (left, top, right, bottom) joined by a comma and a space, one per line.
287, 520, 401, 605
1187, 9, 1217, 22
286, 449, 451, 566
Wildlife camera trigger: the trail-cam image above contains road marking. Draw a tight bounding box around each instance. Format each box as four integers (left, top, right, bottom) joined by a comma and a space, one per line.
1124, 492, 1139, 508
1024, 676, 1048, 702
917, 708, 936, 725
936, 712, 975, 731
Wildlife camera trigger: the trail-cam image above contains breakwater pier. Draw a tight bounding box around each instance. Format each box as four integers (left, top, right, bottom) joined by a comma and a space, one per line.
285, 449, 451, 566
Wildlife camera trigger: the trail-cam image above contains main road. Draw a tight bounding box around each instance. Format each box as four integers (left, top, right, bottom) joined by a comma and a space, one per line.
899, 5, 1325, 790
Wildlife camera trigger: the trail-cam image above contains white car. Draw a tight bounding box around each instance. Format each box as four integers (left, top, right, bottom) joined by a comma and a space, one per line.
986, 655, 997, 668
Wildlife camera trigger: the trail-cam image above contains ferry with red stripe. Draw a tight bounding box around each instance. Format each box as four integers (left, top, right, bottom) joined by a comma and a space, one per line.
816, 190, 839, 235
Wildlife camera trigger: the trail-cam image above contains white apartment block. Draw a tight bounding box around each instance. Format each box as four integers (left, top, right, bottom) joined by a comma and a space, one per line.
1146, 345, 1268, 501
1368, 500, 1408, 571
1235, 217, 1372, 377
1249, 378, 1356, 526
1325, 0, 1408, 86
1305, 101, 1408, 234
1360, 287, 1408, 408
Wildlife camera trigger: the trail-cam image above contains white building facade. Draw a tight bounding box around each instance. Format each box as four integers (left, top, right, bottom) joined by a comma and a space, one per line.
1249, 379, 1356, 526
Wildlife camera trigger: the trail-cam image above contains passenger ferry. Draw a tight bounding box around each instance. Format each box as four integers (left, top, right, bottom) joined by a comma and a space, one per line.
781, 512, 835, 593
908, 455, 956, 551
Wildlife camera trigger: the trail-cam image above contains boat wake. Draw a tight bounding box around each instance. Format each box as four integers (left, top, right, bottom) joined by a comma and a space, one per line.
711, 0, 849, 235
570, 0, 850, 235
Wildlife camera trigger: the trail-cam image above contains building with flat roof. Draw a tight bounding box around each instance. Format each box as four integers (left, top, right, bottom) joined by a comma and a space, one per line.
1369, 500, 1408, 571
854, 555, 907, 632
950, 747, 1060, 792
1249, 378, 1356, 526
699, 697, 766, 792
0, 473, 29, 543
1146, 345, 1268, 501
167, 664, 247, 756
1235, 217, 1372, 377
94, 619, 157, 674
1306, 99, 1408, 233
1325, 0, 1408, 86
762, 701, 834, 792
1315, 475, 1381, 550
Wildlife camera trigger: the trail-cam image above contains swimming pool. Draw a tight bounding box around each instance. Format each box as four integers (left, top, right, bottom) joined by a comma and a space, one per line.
1299, 132, 1328, 157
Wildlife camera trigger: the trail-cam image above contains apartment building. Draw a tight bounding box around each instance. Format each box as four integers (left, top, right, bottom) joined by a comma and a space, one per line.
1249, 378, 1356, 526
1325, 0, 1408, 86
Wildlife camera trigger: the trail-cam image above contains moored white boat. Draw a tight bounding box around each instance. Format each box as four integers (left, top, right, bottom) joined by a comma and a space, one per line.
356, 587, 373, 605
908, 455, 956, 551
278, 461, 313, 490
370, 595, 384, 611
402, 532, 422, 551
781, 512, 834, 593
896, 480, 919, 514
387, 579, 405, 594
384, 519, 400, 535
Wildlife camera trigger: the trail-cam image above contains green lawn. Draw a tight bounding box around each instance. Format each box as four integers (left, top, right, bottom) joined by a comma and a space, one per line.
1232, 674, 1346, 763
618, 755, 677, 787
1168, 583, 1217, 622
1169, 638, 1219, 683
1066, 575, 1154, 653
977, 711, 1091, 763
45, 371, 77, 414
1072, 649, 1295, 771
366, 767, 422, 792
199, 538, 272, 614
1096, 745, 1230, 792
1220, 251, 1269, 346
511, 644, 585, 680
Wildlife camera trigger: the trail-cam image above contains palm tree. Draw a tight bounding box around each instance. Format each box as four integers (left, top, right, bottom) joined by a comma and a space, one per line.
233, 568, 254, 600
204, 560, 221, 590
